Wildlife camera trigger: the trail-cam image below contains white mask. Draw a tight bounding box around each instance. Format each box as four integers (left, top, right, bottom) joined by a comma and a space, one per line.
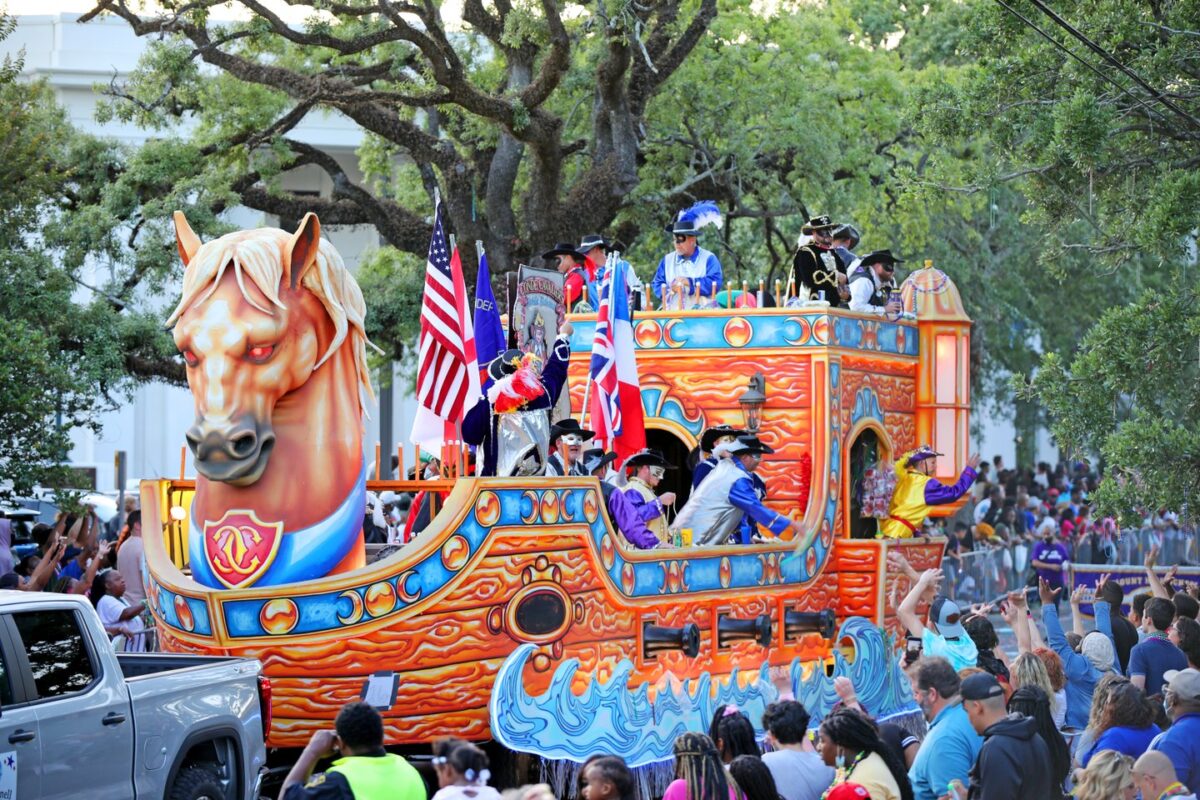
389, 507, 402, 523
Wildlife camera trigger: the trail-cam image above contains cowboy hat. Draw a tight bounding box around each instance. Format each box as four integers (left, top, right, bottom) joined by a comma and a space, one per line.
550, 419, 595, 446
859, 249, 905, 267
582, 448, 618, 473
541, 242, 588, 261
578, 234, 610, 252
622, 449, 675, 470
701, 425, 745, 453
727, 435, 775, 456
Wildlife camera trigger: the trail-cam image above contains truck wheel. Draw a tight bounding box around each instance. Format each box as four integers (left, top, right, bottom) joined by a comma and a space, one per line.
168, 764, 225, 800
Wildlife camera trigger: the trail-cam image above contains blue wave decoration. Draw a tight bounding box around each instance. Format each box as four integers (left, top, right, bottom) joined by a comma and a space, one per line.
489, 616, 917, 766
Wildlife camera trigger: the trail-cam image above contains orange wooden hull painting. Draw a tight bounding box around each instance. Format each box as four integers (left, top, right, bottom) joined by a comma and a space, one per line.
144, 275, 971, 749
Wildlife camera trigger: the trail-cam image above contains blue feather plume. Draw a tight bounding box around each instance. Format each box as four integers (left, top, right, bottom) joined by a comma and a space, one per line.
681, 200, 723, 230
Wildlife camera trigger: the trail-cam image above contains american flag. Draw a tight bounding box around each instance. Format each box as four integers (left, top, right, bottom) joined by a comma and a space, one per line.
411, 202, 480, 446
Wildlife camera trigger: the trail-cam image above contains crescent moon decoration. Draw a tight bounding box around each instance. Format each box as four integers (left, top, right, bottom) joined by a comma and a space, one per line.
336, 590, 365, 625
559, 490, 576, 522
783, 316, 812, 346
662, 319, 687, 349
521, 490, 541, 524
397, 570, 421, 604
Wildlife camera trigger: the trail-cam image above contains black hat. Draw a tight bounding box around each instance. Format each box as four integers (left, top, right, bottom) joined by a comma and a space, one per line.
860, 249, 905, 267
582, 448, 618, 473
550, 419, 595, 446
961, 672, 1004, 701
806, 215, 838, 231
701, 425, 745, 453
488, 349, 526, 382
579, 234, 610, 252
728, 435, 775, 456
665, 218, 701, 236
622, 449, 675, 470
541, 242, 588, 261
831, 223, 861, 247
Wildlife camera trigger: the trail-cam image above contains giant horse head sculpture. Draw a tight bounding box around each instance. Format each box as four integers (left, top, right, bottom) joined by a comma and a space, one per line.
169, 212, 374, 589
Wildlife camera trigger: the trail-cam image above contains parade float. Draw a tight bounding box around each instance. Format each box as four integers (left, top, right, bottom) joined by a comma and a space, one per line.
140, 212, 973, 782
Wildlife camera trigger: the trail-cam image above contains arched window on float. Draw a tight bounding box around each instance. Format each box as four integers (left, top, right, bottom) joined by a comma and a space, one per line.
901, 260, 971, 484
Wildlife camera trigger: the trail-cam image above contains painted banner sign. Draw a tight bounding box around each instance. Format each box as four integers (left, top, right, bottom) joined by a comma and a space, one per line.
1068, 564, 1200, 617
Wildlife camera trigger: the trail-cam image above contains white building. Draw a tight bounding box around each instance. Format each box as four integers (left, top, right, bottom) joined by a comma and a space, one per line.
5, 13, 419, 492
6, 13, 1038, 492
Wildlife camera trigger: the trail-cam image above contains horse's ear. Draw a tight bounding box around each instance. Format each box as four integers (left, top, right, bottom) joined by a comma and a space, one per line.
174, 211, 201, 266
285, 212, 322, 290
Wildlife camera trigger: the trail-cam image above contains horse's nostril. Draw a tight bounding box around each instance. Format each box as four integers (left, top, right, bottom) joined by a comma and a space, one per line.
230, 431, 257, 458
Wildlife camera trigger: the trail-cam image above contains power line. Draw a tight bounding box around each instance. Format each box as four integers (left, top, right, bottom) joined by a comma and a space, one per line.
1022, 0, 1200, 133
993, 0, 1176, 131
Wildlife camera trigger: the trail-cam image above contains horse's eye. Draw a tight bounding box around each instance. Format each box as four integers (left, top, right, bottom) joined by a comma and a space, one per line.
247, 344, 275, 363
181, 349, 199, 367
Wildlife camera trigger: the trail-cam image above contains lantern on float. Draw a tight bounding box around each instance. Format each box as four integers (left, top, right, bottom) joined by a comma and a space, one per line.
900, 260, 971, 484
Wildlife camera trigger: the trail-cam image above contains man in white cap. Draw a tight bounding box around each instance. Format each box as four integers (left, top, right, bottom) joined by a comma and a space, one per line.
897, 568, 978, 671
1151, 668, 1200, 794
671, 435, 803, 546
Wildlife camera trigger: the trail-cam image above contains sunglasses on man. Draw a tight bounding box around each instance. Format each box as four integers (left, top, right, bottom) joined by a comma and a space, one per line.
673, 235, 689, 244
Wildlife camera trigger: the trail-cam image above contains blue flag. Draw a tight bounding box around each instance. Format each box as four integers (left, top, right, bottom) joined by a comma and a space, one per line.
473, 249, 506, 391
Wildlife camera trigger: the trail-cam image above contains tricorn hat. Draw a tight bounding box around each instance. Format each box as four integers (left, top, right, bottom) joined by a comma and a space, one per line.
488, 348, 526, 382
906, 445, 942, 465
541, 242, 588, 262
550, 419, 595, 446
860, 249, 905, 267
701, 425, 745, 453
728, 435, 775, 456
831, 223, 861, 247
806, 215, 839, 231
622, 448, 675, 470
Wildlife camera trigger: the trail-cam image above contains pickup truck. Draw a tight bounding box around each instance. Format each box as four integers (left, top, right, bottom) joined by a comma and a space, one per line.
0, 591, 267, 799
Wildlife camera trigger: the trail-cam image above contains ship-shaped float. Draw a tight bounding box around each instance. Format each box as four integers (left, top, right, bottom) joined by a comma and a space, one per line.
143, 217, 971, 767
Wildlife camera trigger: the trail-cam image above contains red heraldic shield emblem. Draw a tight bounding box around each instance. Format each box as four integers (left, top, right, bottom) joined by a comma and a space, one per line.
202, 510, 284, 589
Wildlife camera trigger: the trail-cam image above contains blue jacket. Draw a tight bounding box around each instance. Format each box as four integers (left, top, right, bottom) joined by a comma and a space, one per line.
909, 702, 982, 800
1044, 602, 1115, 730
651, 247, 723, 298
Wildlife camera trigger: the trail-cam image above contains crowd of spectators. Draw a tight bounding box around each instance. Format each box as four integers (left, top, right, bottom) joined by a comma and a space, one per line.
921, 456, 1195, 603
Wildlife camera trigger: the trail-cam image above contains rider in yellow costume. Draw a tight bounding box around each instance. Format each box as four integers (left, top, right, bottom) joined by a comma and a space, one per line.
880, 445, 981, 538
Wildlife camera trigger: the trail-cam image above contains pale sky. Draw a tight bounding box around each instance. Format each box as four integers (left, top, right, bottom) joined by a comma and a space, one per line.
8, 0, 321, 22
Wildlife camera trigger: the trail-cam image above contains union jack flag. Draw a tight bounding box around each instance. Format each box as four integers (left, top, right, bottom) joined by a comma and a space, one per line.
588, 257, 644, 456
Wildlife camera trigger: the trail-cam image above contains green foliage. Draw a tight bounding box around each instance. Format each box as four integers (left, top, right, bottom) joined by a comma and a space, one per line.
1025, 284, 1200, 520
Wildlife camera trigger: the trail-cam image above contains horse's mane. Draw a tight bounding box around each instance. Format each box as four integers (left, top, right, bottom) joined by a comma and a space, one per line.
166, 227, 375, 410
